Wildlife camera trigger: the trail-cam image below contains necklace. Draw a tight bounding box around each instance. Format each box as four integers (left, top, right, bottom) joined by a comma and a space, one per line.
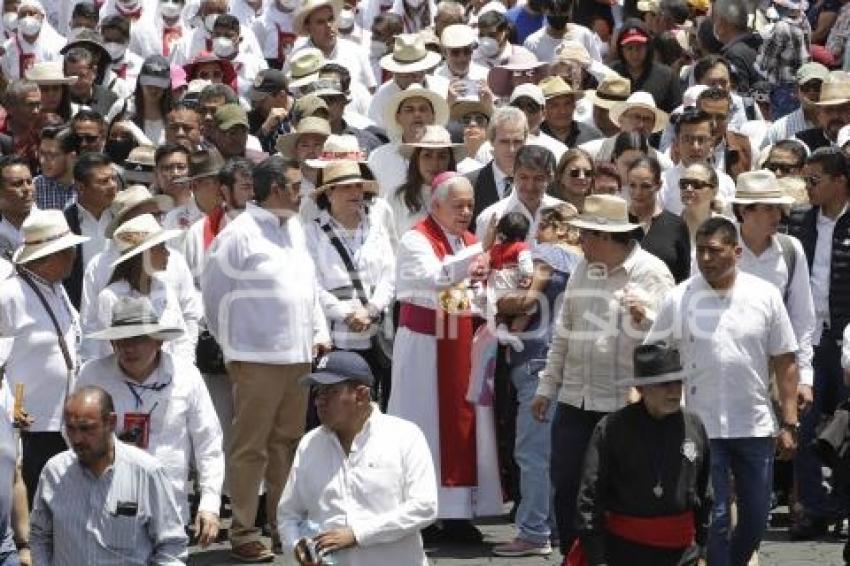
649, 415, 669, 499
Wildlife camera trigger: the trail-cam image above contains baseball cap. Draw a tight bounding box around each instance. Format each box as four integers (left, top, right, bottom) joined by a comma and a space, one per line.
214, 103, 249, 131
251, 69, 288, 101
619, 28, 649, 45
796, 62, 830, 85
509, 83, 546, 106
291, 94, 329, 125
300, 351, 375, 387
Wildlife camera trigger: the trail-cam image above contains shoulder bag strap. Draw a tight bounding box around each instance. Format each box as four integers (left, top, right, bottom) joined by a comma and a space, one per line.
17, 268, 74, 373
320, 222, 369, 307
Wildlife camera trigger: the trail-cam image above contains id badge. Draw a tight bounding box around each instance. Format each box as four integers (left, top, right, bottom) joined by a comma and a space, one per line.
122, 412, 151, 450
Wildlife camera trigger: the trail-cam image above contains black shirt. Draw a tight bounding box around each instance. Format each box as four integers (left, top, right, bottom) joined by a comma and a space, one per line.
632, 210, 691, 283
541, 120, 603, 149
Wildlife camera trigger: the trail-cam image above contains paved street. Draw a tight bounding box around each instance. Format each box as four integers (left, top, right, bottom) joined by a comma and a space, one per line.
188, 510, 847, 565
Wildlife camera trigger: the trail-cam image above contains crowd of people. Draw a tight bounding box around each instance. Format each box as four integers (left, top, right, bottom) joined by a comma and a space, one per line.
0, 0, 849, 564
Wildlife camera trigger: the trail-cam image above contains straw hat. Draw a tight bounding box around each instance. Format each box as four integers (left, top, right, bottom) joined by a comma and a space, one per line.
305, 134, 367, 169
188, 148, 227, 181
554, 40, 591, 68
13, 210, 89, 265
608, 91, 669, 133
383, 83, 449, 140
731, 170, 795, 205
25, 61, 76, 85
487, 49, 547, 97
106, 185, 174, 238
567, 194, 640, 232
584, 74, 631, 110
287, 47, 325, 89
817, 71, 850, 107
441, 24, 477, 49
293, 0, 343, 35
313, 160, 378, 197
539, 76, 577, 100
400, 125, 465, 160
450, 98, 492, 122
275, 117, 332, 158
110, 214, 182, 269
86, 296, 183, 342
380, 33, 443, 74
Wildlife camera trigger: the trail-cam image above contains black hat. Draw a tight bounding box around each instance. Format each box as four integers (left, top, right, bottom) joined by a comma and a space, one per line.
139, 55, 171, 89
300, 351, 374, 387
250, 69, 288, 101
626, 343, 686, 386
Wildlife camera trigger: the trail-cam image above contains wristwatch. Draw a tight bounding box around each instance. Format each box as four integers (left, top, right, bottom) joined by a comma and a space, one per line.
781, 421, 800, 436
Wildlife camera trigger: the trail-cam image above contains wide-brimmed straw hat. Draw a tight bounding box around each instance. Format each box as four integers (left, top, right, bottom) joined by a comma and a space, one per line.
86, 296, 183, 342
13, 209, 89, 265
106, 185, 174, 238
539, 76, 577, 100
731, 170, 795, 205
621, 342, 688, 386
584, 74, 631, 110
816, 71, 850, 107
186, 148, 227, 181
400, 125, 465, 160
487, 49, 547, 97
275, 117, 332, 158
567, 194, 640, 232
313, 160, 378, 197
608, 91, 669, 133
380, 33, 443, 74
25, 61, 76, 85
383, 83, 449, 140
449, 98, 492, 122
305, 134, 367, 169
287, 47, 325, 89
109, 214, 182, 269
293, 0, 343, 35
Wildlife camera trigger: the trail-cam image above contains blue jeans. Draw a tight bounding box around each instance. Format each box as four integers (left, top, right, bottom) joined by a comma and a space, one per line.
707, 437, 775, 566
795, 331, 849, 520
510, 360, 555, 544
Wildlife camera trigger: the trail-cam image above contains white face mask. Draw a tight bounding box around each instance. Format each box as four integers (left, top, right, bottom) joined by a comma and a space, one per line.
478, 36, 499, 58
370, 39, 386, 58
212, 36, 236, 58
204, 13, 220, 32
2, 12, 17, 31
406, 0, 425, 7
117, 0, 141, 9
338, 8, 354, 32
276, 0, 297, 11
104, 42, 128, 61
17, 15, 41, 37
160, 1, 183, 18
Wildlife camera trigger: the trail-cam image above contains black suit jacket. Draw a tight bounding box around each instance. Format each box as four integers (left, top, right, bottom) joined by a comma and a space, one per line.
465, 162, 501, 229
62, 204, 84, 310
796, 128, 831, 153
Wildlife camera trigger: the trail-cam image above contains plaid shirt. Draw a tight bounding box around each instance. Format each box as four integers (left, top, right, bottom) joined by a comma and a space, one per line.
756, 17, 811, 84
34, 175, 75, 211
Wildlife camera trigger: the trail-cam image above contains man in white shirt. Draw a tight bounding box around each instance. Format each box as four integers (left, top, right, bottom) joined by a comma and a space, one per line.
434, 24, 489, 86
279, 351, 438, 565
202, 155, 331, 562
156, 143, 201, 233
0, 208, 88, 505
0, 156, 36, 269
169, 0, 264, 66
77, 296, 223, 545
646, 216, 800, 566
523, 0, 600, 64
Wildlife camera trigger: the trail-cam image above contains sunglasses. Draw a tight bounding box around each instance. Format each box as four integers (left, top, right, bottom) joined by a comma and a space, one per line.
678, 178, 713, 191
461, 113, 489, 126
76, 134, 101, 144
567, 168, 594, 178
764, 162, 800, 176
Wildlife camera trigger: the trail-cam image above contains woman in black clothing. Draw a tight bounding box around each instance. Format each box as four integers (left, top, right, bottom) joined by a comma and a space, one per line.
612, 19, 682, 113
626, 156, 691, 282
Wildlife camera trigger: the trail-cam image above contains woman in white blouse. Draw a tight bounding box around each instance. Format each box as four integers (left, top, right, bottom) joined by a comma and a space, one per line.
390, 125, 464, 241
91, 213, 202, 363
305, 160, 396, 405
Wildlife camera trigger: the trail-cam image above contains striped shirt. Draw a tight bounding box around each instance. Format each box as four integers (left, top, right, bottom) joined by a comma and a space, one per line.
763, 107, 813, 149
30, 438, 188, 566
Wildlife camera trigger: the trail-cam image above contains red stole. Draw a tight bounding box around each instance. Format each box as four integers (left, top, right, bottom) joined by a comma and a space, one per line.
202, 206, 226, 250
14, 36, 34, 78
115, 5, 143, 19
163, 26, 182, 57
412, 215, 477, 487
114, 64, 127, 79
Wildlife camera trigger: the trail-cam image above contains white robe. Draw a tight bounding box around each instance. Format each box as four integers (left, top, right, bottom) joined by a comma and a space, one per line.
387, 225, 503, 519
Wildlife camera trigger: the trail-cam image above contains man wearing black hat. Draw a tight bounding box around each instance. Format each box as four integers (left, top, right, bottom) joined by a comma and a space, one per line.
570, 343, 712, 566
248, 69, 293, 155
278, 351, 438, 565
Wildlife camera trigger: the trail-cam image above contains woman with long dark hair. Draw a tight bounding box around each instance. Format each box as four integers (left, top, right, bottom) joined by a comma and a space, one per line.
611, 19, 682, 112
106, 55, 175, 144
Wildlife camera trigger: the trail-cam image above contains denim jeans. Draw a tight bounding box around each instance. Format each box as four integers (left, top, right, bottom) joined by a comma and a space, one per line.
510, 360, 555, 544
707, 437, 775, 566
795, 331, 849, 520
551, 402, 607, 554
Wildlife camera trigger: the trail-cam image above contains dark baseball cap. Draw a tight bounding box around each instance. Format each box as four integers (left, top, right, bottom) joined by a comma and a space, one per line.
300, 351, 374, 387
250, 69, 288, 101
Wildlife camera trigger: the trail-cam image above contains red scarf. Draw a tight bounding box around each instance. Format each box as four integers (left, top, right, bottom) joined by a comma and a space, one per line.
407, 215, 478, 487
116, 5, 143, 19
163, 25, 182, 57
14, 35, 34, 79
489, 240, 528, 270
202, 206, 226, 250
114, 64, 127, 79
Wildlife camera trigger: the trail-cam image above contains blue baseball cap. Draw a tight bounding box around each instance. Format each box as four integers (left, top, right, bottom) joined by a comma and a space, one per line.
300, 351, 374, 387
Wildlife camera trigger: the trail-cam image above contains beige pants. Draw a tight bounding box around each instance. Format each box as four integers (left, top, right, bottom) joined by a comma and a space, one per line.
226, 361, 310, 547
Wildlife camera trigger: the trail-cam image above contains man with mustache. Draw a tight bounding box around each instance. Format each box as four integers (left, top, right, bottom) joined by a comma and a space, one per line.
797, 72, 850, 152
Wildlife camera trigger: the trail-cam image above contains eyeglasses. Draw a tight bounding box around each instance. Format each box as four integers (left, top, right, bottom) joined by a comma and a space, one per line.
511, 69, 537, 79
567, 168, 594, 178
764, 162, 800, 176
461, 113, 488, 126
679, 178, 713, 191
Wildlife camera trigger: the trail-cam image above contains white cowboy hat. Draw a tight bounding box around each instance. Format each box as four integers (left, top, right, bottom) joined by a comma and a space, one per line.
383, 83, 449, 141
313, 160, 379, 197
109, 214, 182, 269
567, 194, 640, 233
731, 170, 795, 205
13, 209, 89, 265
275, 116, 332, 158
286, 47, 325, 89
815, 71, 850, 107
106, 185, 174, 238
608, 91, 669, 133
305, 134, 367, 168
25, 61, 77, 85
86, 296, 183, 342
293, 0, 343, 36
584, 74, 631, 110
380, 33, 443, 74
400, 125, 465, 160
